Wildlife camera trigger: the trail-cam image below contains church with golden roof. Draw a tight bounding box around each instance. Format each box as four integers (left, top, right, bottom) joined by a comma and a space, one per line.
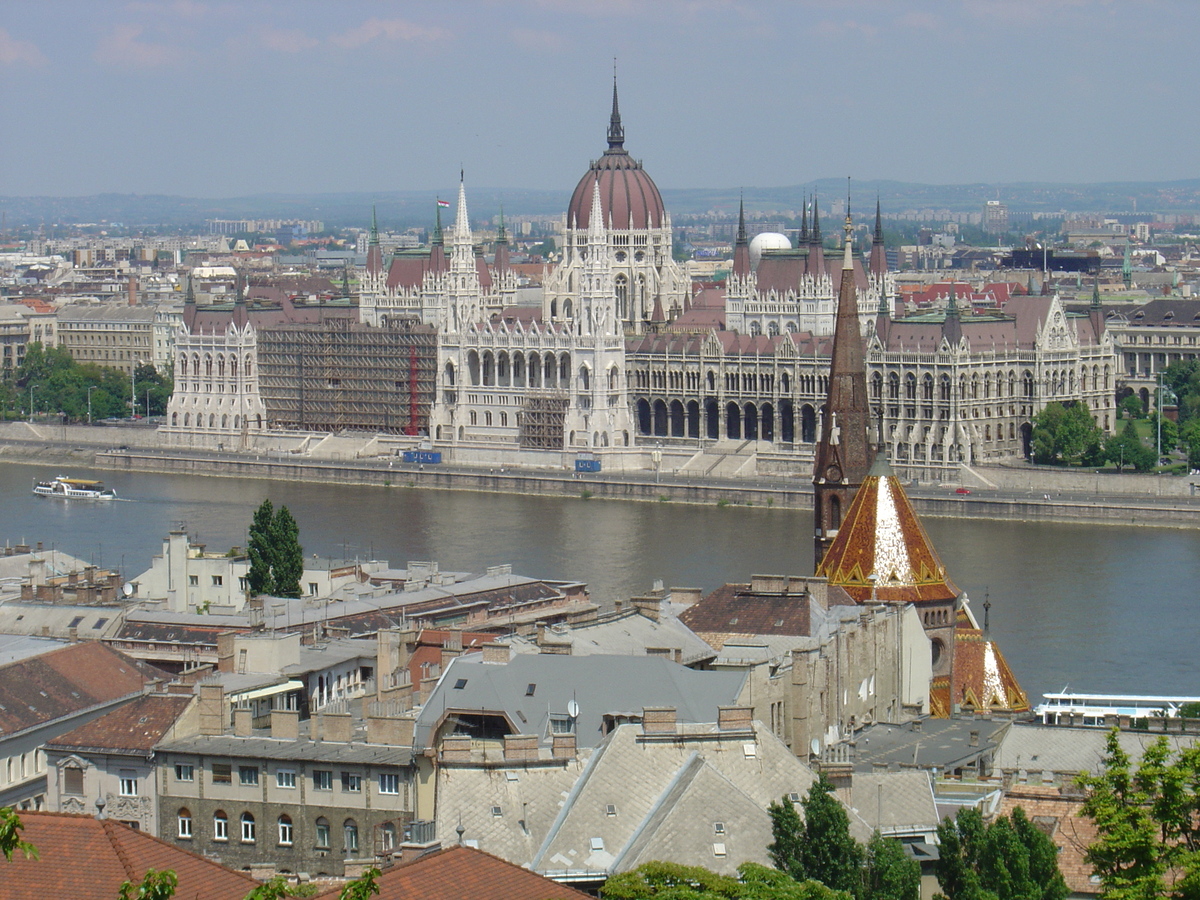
813, 211, 1028, 718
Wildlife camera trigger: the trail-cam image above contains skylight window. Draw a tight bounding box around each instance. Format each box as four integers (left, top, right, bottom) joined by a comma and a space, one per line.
453, 679, 468, 690
526, 683, 536, 696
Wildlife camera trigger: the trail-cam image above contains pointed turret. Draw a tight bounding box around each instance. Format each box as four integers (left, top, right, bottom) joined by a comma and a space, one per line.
453, 174, 471, 244
1123, 239, 1133, 289
429, 200, 446, 273
232, 271, 248, 329
366, 206, 383, 276
812, 212, 873, 568
808, 195, 825, 276
732, 194, 751, 278
942, 280, 962, 346
1089, 270, 1105, 341
607, 76, 624, 150
874, 268, 891, 345
588, 175, 606, 247
494, 204, 511, 275
800, 196, 809, 244
869, 197, 887, 276
341, 263, 351, 301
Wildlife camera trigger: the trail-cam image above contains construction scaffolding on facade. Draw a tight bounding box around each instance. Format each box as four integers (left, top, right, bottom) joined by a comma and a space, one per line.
518, 394, 569, 450
258, 318, 438, 435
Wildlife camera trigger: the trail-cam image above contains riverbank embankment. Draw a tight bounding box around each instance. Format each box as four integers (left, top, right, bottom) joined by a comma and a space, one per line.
2, 422, 1198, 528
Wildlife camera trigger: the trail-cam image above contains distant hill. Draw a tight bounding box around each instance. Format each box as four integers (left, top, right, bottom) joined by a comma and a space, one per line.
2, 178, 1199, 231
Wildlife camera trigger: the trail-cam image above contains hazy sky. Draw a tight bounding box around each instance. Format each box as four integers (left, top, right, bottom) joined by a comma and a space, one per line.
1, 0, 1196, 197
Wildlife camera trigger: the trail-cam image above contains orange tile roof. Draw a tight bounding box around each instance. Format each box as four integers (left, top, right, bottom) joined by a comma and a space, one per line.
44, 693, 192, 755
817, 454, 959, 604
3, 811, 258, 900
314, 845, 593, 900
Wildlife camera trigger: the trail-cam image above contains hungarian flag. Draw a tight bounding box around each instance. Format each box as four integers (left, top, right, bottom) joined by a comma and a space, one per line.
437, 199, 450, 208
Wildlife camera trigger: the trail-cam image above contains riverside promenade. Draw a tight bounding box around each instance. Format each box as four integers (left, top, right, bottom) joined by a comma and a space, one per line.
2, 421, 1198, 528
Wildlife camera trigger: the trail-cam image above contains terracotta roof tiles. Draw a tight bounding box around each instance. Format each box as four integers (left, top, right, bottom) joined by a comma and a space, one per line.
43, 692, 192, 755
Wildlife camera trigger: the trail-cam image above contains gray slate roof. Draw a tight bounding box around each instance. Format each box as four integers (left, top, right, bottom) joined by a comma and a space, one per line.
415, 654, 746, 751
994, 722, 1200, 776
157, 733, 410, 766
851, 718, 1011, 773
503, 609, 716, 667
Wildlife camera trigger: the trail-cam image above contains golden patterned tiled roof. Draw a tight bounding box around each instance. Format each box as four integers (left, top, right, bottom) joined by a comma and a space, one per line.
817, 453, 960, 604
929, 610, 1030, 717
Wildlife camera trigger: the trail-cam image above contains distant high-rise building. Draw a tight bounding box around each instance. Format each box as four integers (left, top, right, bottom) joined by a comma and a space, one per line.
982, 200, 1009, 235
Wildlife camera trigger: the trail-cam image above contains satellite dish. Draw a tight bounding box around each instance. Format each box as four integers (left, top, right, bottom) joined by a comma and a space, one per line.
566, 699, 580, 718
122, 583, 134, 597
810, 738, 821, 757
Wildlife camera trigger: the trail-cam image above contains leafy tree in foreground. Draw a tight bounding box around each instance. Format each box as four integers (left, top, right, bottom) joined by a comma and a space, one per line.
247, 499, 276, 596
601, 860, 849, 900
935, 805, 1067, 900
337, 867, 381, 900
271, 505, 304, 599
118, 868, 177, 900
1119, 394, 1145, 420
0, 806, 37, 861
1104, 421, 1156, 472
1032, 401, 1104, 466
1077, 728, 1200, 900
797, 775, 863, 896
862, 831, 920, 900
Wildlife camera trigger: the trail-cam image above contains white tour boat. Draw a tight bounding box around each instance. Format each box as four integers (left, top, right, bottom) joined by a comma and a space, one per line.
1035, 690, 1200, 726
32, 476, 117, 500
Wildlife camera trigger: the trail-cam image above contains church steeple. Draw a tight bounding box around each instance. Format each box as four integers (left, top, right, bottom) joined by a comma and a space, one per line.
942, 280, 962, 346
366, 205, 383, 276
607, 76, 625, 151
808, 195, 825, 276
869, 196, 887, 276
799, 197, 809, 244
812, 210, 873, 568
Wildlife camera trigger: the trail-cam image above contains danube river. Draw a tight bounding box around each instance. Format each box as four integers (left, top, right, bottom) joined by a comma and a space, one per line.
3, 460, 1197, 705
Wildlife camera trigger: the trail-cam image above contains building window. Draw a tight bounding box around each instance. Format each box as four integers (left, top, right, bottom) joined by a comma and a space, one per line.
277, 815, 293, 846
239, 766, 258, 786
276, 769, 296, 789
119, 771, 137, 797
309, 582, 319, 596
341, 772, 362, 793
188, 575, 199, 586
213, 811, 228, 841
344, 820, 359, 855
175, 764, 194, 782
212, 763, 232, 784
378, 773, 399, 795
238, 577, 249, 591
63, 766, 84, 795
315, 817, 330, 849
312, 770, 332, 791
381, 822, 396, 851
177, 809, 192, 838
241, 812, 256, 843
212, 575, 223, 586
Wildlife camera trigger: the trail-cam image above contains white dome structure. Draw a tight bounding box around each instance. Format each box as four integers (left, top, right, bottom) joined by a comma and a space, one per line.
749, 231, 792, 269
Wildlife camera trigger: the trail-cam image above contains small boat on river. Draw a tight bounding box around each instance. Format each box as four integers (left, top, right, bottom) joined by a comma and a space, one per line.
32, 476, 117, 500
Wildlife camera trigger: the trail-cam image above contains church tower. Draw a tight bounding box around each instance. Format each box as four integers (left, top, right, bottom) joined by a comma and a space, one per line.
446, 175, 482, 331
813, 211, 873, 568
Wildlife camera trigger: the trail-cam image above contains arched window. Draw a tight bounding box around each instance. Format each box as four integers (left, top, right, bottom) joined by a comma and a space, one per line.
344, 819, 359, 855
381, 822, 397, 851
213, 810, 228, 841
871, 372, 883, 399
579, 366, 590, 392
315, 817, 330, 849
177, 808, 192, 838
278, 815, 293, 846
241, 812, 255, 843
615, 274, 628, 319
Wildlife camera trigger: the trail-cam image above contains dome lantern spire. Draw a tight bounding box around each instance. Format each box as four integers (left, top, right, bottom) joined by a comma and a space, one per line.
607, 72, 625, 151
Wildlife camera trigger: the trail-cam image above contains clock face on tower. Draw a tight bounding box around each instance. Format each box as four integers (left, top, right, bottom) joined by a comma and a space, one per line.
825, 464, 843, 482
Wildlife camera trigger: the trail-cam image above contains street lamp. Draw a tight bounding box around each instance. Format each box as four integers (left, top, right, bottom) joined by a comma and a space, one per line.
130, 361, 137, 419
28, 385, 35, 420
87, 385, 97, 425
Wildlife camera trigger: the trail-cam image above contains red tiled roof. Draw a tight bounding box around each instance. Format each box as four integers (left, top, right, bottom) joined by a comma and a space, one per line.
44, 693, 192, 755
3, 811, 257, 900
315, 845, 593, 900
680, 581, 815, 638
0, 642, 167, 736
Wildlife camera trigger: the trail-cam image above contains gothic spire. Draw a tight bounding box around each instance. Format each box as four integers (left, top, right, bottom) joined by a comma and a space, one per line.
453, 173, 471, 242
733, 192, 751, 278
811, 195, 821, 243
432, 200, 444, 246
800, 196, 809, 243
1091, 270, 1102, 309
943, 279, 962, 345
812, 208, 873, 568
366, 205, 383, 276
341, 263, 351, 301
588, 175, 606, 244
370, 205, 379, 244
607, 75, 625, 151
496, 204, 507, 243
736, 193, 747, 244
873, 197, 883, 243
869, 196, 887, 277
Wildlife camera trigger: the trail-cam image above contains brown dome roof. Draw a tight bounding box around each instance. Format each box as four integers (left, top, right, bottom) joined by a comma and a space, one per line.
566, 83, 666, 231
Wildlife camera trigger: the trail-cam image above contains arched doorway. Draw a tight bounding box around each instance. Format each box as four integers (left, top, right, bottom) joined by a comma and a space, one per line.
705, 399, 720, 440
636, 399, 652, 435
653, 399, 668, 436
686, 401, 700, 438
760, 402, 774, 442
800, 404, 817, 443
669, 400, 685, 437
744, 403, 759, 440
726, 402, 741, 439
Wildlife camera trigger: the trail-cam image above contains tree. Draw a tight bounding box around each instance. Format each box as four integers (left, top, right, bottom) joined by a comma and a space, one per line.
935, 806, 1066, 900
1105, 421, 1156, 472
1077, 728, 1200, 900
1031, 401, 1104, 466
861, 832, 920, 900
768, 792, 807, 881
0, 806, 37, 861
118, 869, 177, 900
247, 499, 276, 596
1148, 412, 1178, 459
271, 505, 304, 599
601, 860, 850, 900
1119, 394, 1145, 421
337, 867, 381, 900
1181, 419, 1200, 470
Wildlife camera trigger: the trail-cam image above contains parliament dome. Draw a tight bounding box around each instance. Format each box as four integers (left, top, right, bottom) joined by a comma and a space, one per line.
566, 83, 666, 232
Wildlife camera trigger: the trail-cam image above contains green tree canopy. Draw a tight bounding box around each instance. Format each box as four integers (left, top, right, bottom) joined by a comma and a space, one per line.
1032, 401, 1104, 466
246, 501, 304, 598
861, 831, 920, 900
247, 499, 276, 596
935, 806, 1067, 900
1119, 394, 1145, 420
602, 861, 850, 900
0, 806, 37, 861
1104, 420, 1156, 472
118, 868, 177, 900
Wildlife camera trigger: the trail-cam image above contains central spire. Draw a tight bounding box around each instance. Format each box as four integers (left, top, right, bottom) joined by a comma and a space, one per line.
607, 75, 625, 151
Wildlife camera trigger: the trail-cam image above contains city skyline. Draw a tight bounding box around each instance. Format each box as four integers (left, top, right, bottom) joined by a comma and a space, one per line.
1, 1, 1198, 198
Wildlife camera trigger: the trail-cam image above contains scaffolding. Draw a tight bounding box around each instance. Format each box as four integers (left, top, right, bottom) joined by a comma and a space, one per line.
518, 394, 569, 450
258, 318, 438, 435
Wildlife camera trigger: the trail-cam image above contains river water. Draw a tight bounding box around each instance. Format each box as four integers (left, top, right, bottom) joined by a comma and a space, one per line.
2, 459, 1197, 706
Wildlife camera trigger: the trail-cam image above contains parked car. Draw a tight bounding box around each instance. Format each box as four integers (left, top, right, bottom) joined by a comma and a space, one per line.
955, 487, 971, 495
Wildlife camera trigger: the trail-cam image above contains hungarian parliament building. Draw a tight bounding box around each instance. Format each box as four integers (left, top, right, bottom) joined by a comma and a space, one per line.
164, 84, 1118, 482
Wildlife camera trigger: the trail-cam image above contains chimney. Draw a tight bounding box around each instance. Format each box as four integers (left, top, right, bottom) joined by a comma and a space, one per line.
270, 708, 300, 740
233, 707, 253, 736
642, 706, 677, 734
480, 642, 510, 665
969, 730, 980, 747
911, 719, 922, 733
322, 710, 353, 743
198, 682, 225, 735
216, 632, 237, 673
717, 706, 753, 732
128, 274, 137, 306
440, 736, 471, 762
367, 712, 415, 747
503, 734, 539, 761
552, 734, 577, 759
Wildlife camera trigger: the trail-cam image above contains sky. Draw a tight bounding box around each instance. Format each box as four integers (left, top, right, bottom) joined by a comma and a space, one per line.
1, 0, 1197, 198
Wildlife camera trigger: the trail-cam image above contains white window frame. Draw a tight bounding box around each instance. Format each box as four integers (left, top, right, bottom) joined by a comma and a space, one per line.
241, 813, 256, 843
341, 772, 362, 793
312, 770, 333, 791
177, 811, 192, 838
277, 816, 293, 846
378, 772, 399, 795
213, 813, 228, 841
118, 771, 137, 797
239, 766, 259, 786
174, 764, 194, 783
276, 768, 296, 789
